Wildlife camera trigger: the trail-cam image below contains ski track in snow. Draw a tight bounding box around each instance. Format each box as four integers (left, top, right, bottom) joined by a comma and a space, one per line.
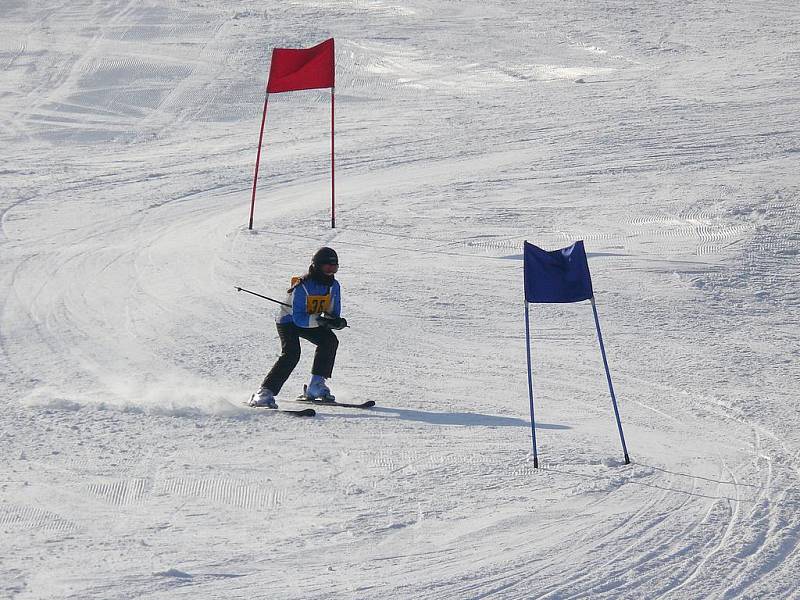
1, 0, 799, 598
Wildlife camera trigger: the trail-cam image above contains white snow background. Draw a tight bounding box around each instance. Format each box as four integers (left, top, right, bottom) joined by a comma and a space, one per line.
1, 1, 799, 598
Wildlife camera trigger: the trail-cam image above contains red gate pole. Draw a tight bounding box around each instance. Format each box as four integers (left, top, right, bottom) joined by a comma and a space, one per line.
330, 86, 336, 229
249, 91, 270, 230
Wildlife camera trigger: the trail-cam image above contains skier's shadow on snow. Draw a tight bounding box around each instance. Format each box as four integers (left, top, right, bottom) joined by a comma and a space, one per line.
358, 407, 569, 429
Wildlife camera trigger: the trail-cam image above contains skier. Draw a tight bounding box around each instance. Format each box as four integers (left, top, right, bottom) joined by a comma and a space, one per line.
249, 247, 348, 408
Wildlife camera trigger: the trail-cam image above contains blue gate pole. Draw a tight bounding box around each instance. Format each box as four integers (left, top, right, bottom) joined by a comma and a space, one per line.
525, 301, 539, 468
590, 296, 630, 464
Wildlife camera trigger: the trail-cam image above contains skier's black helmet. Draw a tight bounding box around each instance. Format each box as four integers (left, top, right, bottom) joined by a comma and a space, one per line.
312, 247, 338, 267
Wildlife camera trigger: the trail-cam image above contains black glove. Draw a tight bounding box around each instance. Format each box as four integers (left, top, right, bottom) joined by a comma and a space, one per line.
316, 313, 348, 330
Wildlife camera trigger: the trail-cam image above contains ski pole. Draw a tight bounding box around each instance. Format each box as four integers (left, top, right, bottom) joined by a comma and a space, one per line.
235, 286, 291, 308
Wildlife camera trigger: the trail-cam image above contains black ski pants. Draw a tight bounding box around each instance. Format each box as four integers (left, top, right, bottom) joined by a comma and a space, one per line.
261, 322, 338, 395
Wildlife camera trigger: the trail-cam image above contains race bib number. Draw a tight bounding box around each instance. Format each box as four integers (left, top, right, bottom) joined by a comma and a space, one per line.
306, 294, 331, 314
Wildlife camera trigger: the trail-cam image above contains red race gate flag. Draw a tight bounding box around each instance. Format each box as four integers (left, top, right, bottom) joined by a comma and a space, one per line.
267, 38, 335, 93
249, 38, 337, 230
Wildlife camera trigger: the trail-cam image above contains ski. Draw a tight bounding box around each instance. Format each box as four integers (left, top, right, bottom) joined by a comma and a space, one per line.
244, 402, 316, 417
295, 396, 376, 409
280, 407, 317, 417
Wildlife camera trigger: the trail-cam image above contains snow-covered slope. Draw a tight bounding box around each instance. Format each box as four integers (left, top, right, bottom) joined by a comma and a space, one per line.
1, 1, 798, 598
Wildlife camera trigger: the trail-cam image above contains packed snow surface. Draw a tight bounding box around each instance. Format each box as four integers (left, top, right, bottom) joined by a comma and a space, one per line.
1, 1, 799, 598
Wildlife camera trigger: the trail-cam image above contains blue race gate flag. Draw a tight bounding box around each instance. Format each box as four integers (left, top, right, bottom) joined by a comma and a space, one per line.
522, 239, 630, 468
523, 241, 593, 303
